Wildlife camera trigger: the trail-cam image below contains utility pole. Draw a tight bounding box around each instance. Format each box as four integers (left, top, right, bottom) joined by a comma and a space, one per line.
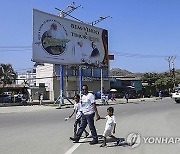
172, 57, 176, 88
165, 56, 173, 76
165, 56, 176, 89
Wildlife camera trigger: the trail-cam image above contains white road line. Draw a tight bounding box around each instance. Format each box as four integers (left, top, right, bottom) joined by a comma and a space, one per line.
65, 138, 86, 154
121, 110, 133, 115
121, 112, 128, 115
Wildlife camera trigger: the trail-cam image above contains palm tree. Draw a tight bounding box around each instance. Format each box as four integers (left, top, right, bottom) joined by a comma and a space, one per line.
0, 63, 17, 84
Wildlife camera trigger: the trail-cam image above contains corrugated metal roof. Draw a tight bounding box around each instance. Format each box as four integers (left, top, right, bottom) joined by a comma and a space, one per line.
109, 76, 141, 81
117, 78, 141, 81
0, 84, 28, 88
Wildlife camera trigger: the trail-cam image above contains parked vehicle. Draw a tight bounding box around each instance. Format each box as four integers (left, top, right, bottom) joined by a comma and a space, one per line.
0, 94, 12, 103
171, 86, 180, 103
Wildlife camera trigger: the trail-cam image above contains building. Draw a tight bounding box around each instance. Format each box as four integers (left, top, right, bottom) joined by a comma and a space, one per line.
35, 63, 110, 101
110, 76, 142, 98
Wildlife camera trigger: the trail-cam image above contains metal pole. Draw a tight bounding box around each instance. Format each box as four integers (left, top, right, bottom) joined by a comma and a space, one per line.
172, 61, 176, 88
59, 65, 64, 106
101, 68, 103, 102
58, 10, 65, 107
59, 11, 65, 18
79, 66, 82, 96
66, 66, 68, 98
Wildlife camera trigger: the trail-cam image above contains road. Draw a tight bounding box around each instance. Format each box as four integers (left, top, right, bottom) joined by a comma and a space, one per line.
0, 98, 180, 154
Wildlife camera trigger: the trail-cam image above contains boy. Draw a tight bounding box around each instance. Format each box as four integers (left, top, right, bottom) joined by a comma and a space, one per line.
68, 94, 89, 138
99, 107, 120, 147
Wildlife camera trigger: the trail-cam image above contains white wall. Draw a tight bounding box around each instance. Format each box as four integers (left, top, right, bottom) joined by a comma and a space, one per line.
36, 63, 54, 100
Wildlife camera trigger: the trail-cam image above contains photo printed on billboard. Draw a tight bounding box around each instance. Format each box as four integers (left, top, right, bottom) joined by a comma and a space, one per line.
33, 9, 108, 67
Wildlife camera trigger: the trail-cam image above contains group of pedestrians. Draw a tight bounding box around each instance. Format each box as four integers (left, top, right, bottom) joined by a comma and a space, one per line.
68, 85, 120, 147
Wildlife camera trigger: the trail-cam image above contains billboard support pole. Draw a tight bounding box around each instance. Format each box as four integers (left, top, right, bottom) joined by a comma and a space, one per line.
79, 66, 82, 97
57, 11, 65, 108
59, 65, 64, 107
101, 67, 103, 103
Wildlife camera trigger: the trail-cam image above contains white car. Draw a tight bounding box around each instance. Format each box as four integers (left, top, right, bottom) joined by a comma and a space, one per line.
171, 87, 180, 103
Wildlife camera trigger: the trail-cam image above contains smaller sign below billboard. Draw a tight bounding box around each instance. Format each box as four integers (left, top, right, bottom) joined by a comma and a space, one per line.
108, 54, 114, 60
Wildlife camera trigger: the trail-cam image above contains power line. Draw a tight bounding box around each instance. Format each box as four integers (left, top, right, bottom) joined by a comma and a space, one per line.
0, 46, 179, 59
0, 46, 31, 48
112, 51, 178, 59
0, 49, 32, 52
0, 46, 32, 52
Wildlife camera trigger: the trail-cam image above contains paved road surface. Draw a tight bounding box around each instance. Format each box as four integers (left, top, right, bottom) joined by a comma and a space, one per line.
0, 97, 180, 154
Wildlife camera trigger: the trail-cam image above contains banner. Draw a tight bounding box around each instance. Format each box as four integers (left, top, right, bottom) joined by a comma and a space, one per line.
32, 9, 108, 67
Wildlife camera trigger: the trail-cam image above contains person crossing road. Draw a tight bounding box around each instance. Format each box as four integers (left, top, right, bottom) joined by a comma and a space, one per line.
70, 85, 100, 145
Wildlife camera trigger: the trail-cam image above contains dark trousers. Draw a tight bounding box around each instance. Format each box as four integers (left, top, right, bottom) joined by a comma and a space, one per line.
74, 118, 81, 136
76, 112, 98, 141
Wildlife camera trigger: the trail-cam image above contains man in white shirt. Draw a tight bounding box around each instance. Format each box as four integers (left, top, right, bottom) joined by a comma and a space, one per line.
70, 85, 100, 145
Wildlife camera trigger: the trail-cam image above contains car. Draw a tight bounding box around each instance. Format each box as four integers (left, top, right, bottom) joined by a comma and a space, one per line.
0, 94, 12, 103
172, 92, 180, 103
171, 86, 180, 103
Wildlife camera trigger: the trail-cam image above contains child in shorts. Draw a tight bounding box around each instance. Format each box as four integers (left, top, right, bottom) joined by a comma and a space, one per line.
99, 107, 120, 147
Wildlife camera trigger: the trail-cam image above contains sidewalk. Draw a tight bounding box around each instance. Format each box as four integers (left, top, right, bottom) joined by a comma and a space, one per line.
0, 105, 55, 114
114, 97, 158, 103
0, 97, 161, 114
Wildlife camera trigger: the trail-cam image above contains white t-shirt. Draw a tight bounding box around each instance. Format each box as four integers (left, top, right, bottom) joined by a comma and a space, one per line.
74, 103, 82, 120
81, 93, 96, 115
104, 115, 116, 131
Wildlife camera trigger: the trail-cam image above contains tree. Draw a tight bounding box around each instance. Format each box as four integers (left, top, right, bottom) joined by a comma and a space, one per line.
141, 73, 160, 86
141, 72, 180, 94
155, 75, 173, 89
0, 63, 17, 84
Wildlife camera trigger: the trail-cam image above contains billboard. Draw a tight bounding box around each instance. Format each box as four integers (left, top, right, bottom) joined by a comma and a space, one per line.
33, 9, 108, 67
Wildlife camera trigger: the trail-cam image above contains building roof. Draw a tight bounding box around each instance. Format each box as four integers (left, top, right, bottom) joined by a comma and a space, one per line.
0, 84, 28, 88
110, 76, 141, 81
117, 78, 141, 81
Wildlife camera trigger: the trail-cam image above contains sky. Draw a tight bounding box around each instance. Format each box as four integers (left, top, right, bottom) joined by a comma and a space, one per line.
0, 0, 180, 73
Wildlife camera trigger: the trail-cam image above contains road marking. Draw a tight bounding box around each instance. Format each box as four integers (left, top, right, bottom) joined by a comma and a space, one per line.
121, 111, 128, 115
121, 110, 133, 115
65, 138, 86, 154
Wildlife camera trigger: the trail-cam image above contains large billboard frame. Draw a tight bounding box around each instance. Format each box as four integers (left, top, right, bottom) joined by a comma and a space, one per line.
32, 9, 108, 67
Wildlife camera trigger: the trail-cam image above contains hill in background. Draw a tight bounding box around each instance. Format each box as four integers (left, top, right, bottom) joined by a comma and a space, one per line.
109, 68, 143, 77
109, 68, 180, 78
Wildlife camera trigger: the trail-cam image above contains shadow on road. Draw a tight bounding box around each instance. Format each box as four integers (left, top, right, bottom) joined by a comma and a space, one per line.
76, 135, 128, 148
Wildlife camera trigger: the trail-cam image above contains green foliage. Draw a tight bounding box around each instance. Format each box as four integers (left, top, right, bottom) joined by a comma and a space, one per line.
141, 72, 180, 90
141, 73, 160, 86
0, 63, 17, 84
